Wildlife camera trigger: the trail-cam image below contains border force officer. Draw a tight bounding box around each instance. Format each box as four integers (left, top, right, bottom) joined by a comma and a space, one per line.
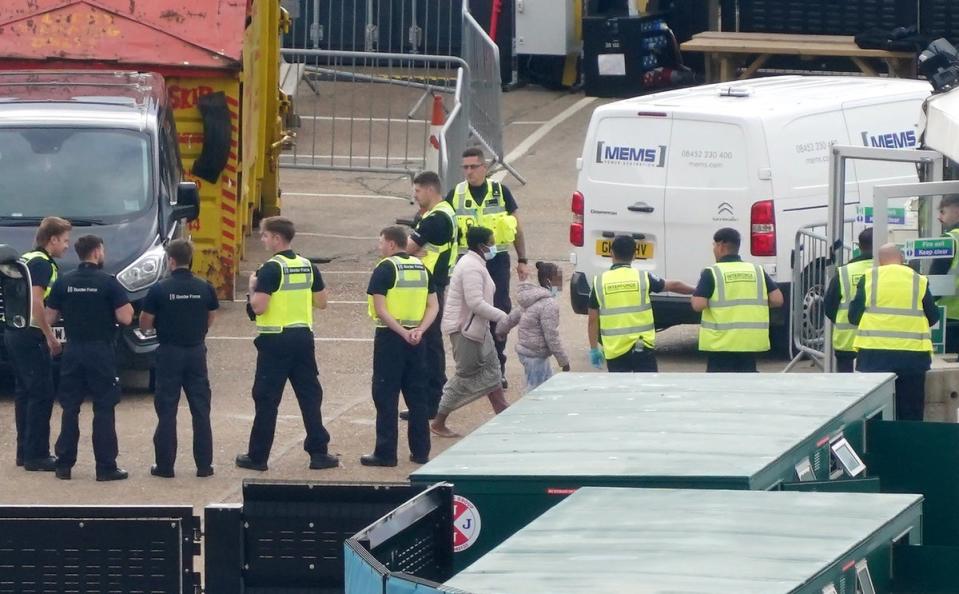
363, 226, 439, 467
140, 239, 219, 478
46, 235, 133, 481
4, 216, 71, 471
237, 216, 339, 472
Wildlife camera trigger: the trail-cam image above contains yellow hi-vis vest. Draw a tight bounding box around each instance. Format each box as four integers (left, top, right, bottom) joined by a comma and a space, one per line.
367, 255, 429, 328
451, 180, 518, 252
255, 254, 314, 334
698, 261, 770, 352
853, 264, 932, 353
938, 228, 959, 320
417, 200, 458, 275
19, 250, 57, 328
594, 266, 655, 359
833, 258, 873, 352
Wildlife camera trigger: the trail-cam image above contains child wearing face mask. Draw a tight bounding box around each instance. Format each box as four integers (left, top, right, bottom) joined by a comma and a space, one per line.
496, 262, 570, 392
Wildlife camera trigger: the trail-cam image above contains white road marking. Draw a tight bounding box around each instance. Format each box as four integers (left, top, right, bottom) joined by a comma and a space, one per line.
492, 97, 596, 183
296, 232, 379, 240
280, 154, 415, 162
509, 120, 549, 125
283, 192, 410, 202
207, 336, 373, 342
298, 115, 430, 124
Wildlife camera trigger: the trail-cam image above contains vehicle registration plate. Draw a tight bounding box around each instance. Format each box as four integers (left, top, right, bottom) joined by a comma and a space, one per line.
596, 239, 654, 259
53, 326, 67, 342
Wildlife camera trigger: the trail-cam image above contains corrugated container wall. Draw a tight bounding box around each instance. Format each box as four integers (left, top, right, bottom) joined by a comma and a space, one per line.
0, 0, 286, 297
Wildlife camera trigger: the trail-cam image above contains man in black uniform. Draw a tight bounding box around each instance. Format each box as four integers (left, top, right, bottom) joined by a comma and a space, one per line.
4, 216, 71, 471
400, 171, 455, 421
447, 147, 529, 388
363, 226, 439, 467
140, 239, 219, 478
237, 216, 339, 471
46, 235, 133, 481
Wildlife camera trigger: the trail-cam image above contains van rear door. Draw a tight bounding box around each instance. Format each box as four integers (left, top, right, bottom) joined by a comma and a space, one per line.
664, 118, 756, 286
581, 113, 671, 281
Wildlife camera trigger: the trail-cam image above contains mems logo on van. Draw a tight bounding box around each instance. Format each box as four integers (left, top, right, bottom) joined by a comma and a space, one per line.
860, 130, 917, 149
596, 141, 667, 167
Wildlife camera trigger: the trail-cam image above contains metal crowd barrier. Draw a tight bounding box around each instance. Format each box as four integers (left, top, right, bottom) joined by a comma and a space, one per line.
279, 0, 521, 189
280, 48, 468, 190
784, 220, 855, 373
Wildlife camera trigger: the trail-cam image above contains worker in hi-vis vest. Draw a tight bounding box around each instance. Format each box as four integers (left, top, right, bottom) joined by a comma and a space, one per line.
587, 235, 694, 372
930, 193, 959, 353
824, 227, 873, 372
692, 227, 784, 373
850, 243, 938, 421
402, 171, 456, 422
447, 146, 528, 389
364, 225, 439, 467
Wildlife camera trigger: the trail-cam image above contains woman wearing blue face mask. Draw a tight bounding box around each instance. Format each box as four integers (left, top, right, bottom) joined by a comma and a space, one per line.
496, 261, 570, 393
431, 226, 510, 438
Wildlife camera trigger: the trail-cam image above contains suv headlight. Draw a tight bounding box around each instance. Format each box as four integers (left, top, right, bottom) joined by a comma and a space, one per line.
117, 244, 166, 292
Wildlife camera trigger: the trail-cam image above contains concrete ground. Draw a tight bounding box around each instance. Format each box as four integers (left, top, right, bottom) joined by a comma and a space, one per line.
0, 85, 813, 511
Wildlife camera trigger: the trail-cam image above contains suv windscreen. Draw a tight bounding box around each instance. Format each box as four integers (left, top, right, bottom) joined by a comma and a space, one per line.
0, 128, 152, 224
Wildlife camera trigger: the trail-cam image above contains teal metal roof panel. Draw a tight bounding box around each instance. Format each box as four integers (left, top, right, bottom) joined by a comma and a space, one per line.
412, 373, 895, 484
446, 488, 923, 594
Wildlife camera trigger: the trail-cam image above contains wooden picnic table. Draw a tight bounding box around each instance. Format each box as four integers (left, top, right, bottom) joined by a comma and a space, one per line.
680, 32, 917, 82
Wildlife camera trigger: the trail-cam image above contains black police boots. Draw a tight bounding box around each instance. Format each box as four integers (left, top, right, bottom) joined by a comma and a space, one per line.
96, 468, 129, 482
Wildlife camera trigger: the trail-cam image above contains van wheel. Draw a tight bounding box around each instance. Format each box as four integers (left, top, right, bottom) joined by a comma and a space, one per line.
791, 258, 828, 359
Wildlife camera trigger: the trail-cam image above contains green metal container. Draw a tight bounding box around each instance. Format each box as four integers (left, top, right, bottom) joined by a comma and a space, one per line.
445, 487, 923, 594
411, 373, 896, 569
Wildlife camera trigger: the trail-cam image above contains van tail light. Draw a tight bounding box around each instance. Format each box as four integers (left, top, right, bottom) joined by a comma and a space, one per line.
750, 200, 776, 257
570, 191, 584, 247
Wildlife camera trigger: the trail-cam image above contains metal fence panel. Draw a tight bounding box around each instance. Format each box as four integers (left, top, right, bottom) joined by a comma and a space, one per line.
784, 220, 855, 373
280, 48, 468, 190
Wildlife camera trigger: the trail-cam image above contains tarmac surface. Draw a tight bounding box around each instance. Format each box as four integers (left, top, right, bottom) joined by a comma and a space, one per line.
0, 85, 811, 511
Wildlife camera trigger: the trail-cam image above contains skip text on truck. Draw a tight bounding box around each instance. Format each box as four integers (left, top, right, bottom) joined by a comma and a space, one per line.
570, 76, 931, 344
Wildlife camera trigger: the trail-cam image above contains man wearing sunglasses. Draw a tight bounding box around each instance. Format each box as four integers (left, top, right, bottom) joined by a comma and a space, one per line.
447, 147, 528, 389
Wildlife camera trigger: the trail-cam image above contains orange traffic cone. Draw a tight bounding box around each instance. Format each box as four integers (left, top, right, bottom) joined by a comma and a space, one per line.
426, 94, 445, 173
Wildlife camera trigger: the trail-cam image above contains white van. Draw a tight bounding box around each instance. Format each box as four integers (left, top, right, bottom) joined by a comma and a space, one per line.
569, 75, 931, 338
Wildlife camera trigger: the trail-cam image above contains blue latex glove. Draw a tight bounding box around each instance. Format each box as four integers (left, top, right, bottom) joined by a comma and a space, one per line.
589, 347, 605, 369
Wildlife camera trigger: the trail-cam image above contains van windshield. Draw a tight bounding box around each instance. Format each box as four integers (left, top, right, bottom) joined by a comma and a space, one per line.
0, 128, 152, 224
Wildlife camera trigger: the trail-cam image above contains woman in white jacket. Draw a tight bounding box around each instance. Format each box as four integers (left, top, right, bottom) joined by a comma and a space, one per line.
431, 226, 509, 437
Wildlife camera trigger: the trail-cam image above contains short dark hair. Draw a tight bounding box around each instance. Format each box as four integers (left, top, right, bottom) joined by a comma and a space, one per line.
380, 225, 408, 247
261, 216, 295, 242
35, 216, 72, 248
75, 235, 103, 260
858, 227, 873, 251
467, 226, 494, 250
611, 235, 636, 261
713, 227, 741, 251
165, 239, 193, 267
942, 194, 959, 209
462, 147, 485, 161
413, 171, 442, 194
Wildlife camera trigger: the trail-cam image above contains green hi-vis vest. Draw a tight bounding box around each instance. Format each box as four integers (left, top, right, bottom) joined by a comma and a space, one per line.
833, 258, 873, 352
367, 255, 429, 328
417, 200, 458, 275
451, 180, 517, 251
938, 228, 959, 320
594, 267, 655, 359
698, 261, 770, 353
255, 254, 314, 334
19, 250, 57, 328
854, 264, 932, 353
